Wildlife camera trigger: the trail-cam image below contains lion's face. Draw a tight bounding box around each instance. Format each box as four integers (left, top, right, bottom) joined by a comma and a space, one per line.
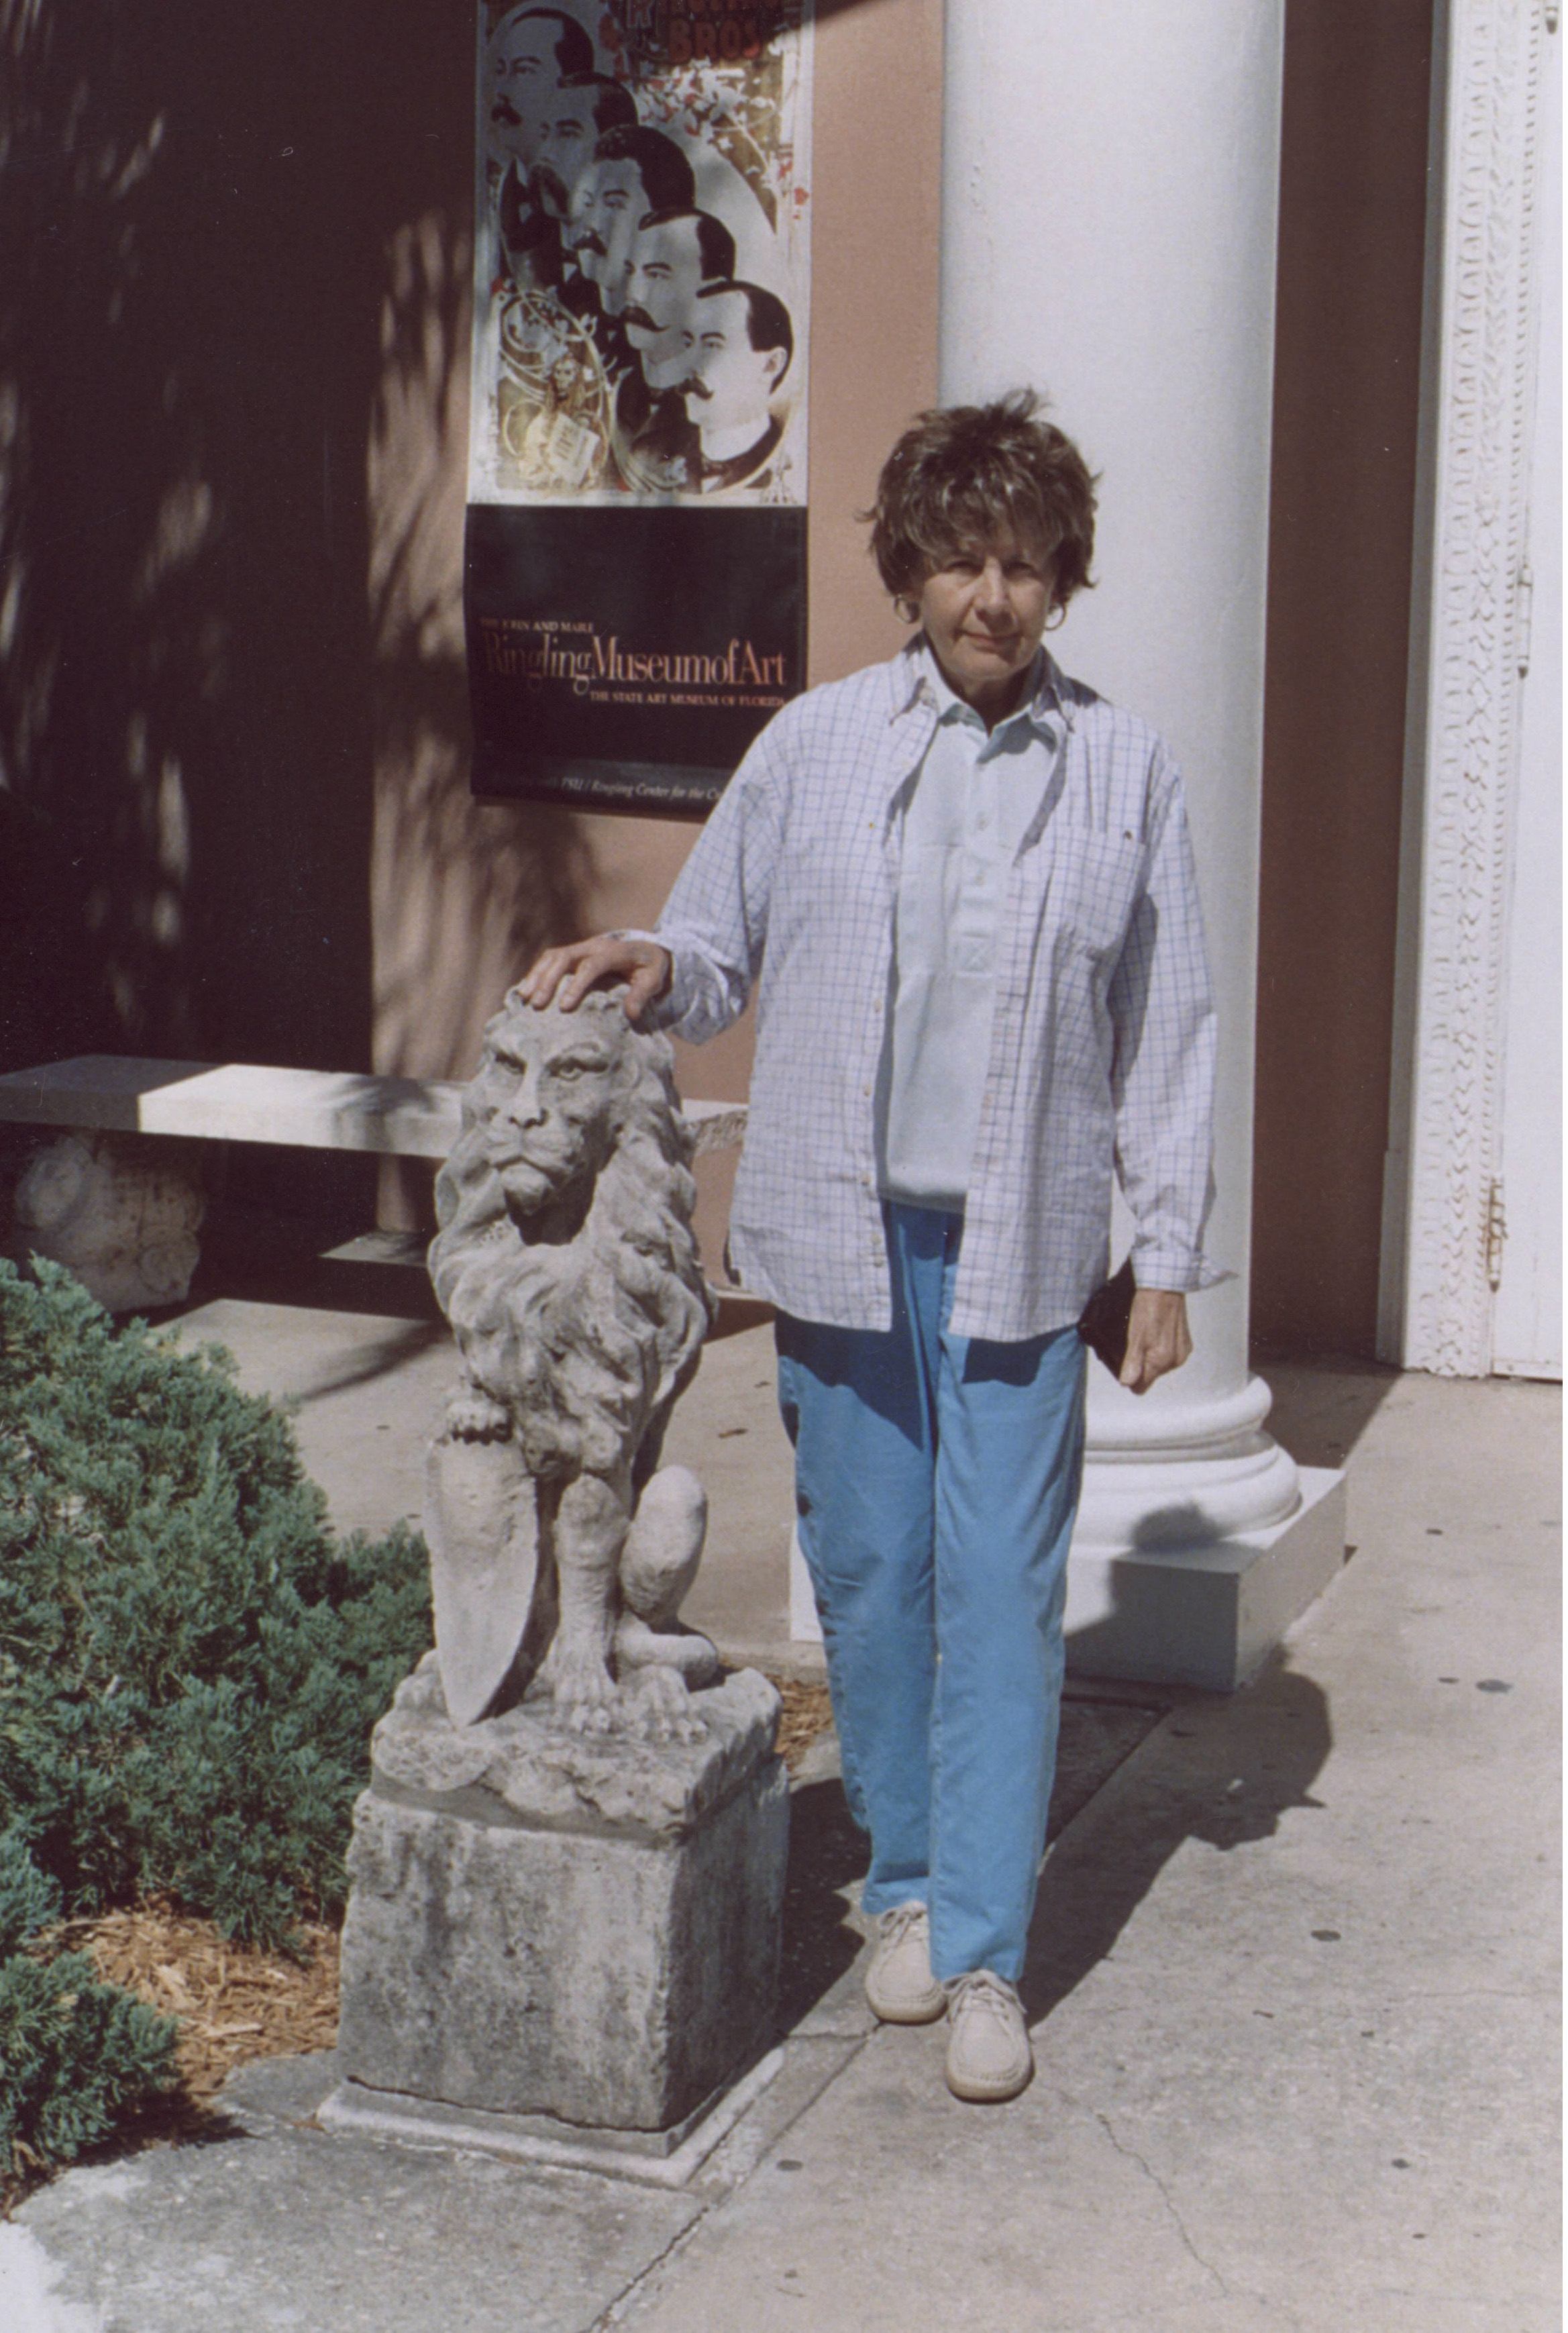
469, 996, 632, 1215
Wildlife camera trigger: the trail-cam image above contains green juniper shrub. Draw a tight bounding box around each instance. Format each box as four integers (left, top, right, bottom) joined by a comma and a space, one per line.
0, 1823, 62, 1956
0, 1830, 179, 2180
0, 1257, 432, 1951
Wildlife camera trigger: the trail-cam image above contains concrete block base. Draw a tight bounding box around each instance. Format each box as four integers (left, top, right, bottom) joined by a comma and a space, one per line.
335, 1661, 790, 2137
1063, 1465, 1348, 1690
317, 2045, 786, 2189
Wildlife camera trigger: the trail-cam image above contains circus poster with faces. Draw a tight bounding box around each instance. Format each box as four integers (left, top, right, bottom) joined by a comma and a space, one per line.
465, 1, 813, 814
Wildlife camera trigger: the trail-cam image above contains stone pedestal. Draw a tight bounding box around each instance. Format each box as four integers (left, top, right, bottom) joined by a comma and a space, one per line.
331, 1656, 788, 2142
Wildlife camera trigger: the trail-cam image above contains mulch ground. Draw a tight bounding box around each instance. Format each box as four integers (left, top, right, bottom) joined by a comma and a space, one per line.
54, 1901, 342, 2107
768, 1673, 836, 1773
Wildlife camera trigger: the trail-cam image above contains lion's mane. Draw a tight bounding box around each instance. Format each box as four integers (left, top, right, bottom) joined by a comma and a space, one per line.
428, 989, 713, 1484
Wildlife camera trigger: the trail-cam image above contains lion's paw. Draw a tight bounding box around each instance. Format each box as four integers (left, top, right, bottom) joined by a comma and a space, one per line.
619, 1665, 707, 1746
445, 1387, 513, 1443
541, 1637, 620, 1734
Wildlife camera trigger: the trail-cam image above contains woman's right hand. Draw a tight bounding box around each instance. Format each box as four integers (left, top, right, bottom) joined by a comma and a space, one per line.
518, 935, 672, 1022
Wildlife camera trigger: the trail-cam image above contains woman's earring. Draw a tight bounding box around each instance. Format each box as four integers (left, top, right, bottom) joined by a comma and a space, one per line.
1045, 603, 1067, 632
894, 594, 920, 625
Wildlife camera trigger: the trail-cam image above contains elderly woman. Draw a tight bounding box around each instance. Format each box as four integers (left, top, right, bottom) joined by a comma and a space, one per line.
522, 392, 1217, 2104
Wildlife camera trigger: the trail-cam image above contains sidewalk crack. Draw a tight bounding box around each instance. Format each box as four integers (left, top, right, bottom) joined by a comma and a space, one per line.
590, 2206, 714, 2330
589, 2036, 870, 2328
1094, 2111, 1228, 2294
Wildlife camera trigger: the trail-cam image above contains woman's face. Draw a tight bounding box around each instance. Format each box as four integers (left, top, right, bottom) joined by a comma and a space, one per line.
915, 529, 1056, 717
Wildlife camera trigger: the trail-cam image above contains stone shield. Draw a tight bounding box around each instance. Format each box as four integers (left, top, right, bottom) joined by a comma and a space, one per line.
425, 1435, 541, 1728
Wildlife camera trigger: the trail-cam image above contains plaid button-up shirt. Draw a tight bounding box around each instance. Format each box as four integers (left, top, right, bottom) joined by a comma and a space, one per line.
640, 642, 1220, 1343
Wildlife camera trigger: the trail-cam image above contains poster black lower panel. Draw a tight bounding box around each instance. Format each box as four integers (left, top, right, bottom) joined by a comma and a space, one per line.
465, 504, 807, 816
468, 751, 734, 818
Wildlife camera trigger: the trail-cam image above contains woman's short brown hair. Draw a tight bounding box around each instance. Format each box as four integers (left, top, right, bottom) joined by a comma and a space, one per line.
866, 391, 1097, 607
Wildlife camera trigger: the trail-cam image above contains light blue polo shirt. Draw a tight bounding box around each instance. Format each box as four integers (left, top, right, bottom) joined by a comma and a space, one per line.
877, 647, 1060, 1210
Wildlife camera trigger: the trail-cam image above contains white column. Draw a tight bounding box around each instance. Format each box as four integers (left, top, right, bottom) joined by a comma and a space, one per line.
939, 4, 1339, 1677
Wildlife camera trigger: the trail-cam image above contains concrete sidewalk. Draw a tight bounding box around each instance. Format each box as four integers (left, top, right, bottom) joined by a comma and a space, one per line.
2, 1295, 1558, 2333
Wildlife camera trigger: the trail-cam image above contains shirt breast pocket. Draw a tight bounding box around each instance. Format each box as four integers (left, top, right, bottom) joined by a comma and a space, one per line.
1051, 829, 1145, 957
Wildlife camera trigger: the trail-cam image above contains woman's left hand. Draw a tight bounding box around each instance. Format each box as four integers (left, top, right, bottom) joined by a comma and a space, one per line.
1119, 1290, 1192, 1394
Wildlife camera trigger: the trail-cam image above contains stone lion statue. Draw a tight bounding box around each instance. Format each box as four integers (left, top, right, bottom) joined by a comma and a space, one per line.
425, 985, 718, 1738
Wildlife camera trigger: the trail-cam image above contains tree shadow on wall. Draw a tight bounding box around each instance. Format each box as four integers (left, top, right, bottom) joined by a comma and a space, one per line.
364, 202, 594, 1103
0, 1, 593, 1102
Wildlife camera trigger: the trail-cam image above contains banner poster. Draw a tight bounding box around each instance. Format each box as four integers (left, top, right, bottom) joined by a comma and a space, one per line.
466, 2, 813, 815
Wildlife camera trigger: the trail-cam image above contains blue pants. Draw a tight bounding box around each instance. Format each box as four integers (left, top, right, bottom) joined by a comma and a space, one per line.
776, 1204, 1086, 1982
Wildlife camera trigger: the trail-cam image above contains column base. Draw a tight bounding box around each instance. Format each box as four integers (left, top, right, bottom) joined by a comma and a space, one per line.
790, 1471, 1346, 1690
1075, 1373, 1303, 1551
788, 1525, 821, 1644
1063, 1465, 1347, 1691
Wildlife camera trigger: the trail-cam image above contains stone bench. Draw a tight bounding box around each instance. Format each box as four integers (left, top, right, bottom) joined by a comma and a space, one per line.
0, 1056, 747, 1311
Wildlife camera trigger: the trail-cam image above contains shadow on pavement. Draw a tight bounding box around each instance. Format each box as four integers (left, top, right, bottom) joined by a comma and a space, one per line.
777, 1777, 868, 2030
1021, 1653, 1332, 2022
1253, 1345, 1402, 1467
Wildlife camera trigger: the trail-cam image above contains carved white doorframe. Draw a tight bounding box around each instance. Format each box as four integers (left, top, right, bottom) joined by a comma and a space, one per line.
1379, 0, 1559, 1376
1493, 23, 1563, 1376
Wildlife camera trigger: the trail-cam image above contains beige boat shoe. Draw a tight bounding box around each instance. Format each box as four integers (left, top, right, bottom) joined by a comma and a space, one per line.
864, 1900, 947, 2024
944, 1969, 1033, 2102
